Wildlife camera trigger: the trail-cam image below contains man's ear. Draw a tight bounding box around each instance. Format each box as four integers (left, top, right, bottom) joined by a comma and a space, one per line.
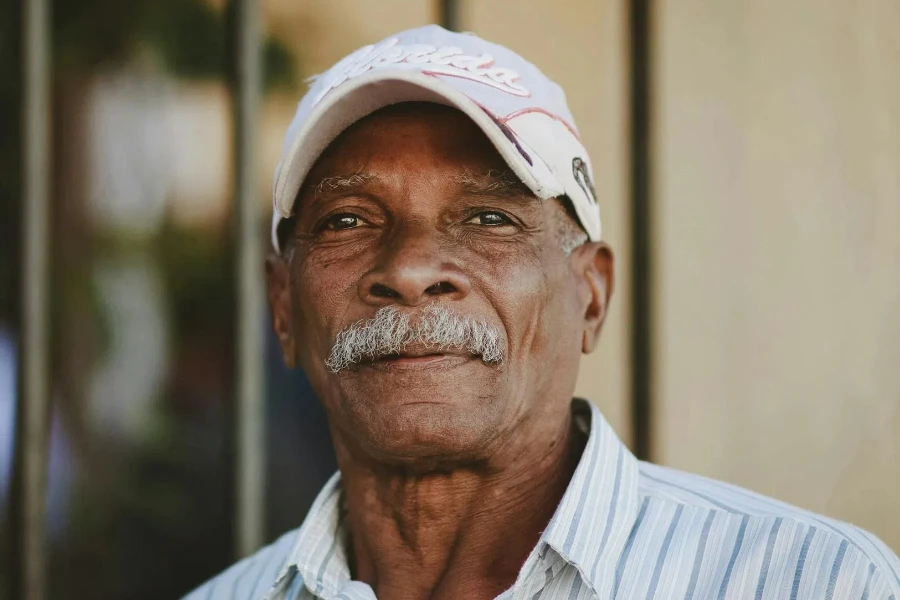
571, 241, 615, 354
266, 252, 297, 368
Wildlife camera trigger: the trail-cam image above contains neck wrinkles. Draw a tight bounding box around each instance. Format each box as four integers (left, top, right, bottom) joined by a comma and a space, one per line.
335, 405, 586, 600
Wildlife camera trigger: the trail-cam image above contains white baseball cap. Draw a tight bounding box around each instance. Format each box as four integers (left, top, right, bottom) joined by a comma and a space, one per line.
271, 24, 600, 250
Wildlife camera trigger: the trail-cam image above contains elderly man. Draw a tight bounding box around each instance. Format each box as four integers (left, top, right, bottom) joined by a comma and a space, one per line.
187, 26, 899, 600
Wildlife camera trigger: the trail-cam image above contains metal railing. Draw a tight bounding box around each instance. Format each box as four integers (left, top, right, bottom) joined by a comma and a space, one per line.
232, 0, 266, 561
15, 0, 52, 597
628, 0, 654, 462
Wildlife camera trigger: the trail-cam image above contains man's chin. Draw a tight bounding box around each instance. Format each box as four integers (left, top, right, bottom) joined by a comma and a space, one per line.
320, 356, 509, 466
334, 387, 507, 469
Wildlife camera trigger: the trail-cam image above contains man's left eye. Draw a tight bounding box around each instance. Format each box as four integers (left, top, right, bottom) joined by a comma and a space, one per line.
468, 211, 512, 226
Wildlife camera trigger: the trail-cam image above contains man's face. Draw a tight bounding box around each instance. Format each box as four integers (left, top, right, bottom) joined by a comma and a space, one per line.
268, 103, 612, 467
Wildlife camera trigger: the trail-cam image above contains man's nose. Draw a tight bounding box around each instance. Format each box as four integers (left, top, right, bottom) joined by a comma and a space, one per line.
358, 225, 471, 307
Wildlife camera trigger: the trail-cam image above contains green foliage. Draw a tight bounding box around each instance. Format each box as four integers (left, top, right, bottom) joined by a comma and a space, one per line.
52, 0, 295, 88
0, 0, 297, 323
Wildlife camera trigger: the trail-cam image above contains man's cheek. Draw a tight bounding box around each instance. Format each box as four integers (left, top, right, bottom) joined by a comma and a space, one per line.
513, 264, 566, 360
291, 287, 332, 363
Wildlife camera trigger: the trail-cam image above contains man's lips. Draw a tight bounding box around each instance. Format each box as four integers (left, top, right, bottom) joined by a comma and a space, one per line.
358, 348, 475, 371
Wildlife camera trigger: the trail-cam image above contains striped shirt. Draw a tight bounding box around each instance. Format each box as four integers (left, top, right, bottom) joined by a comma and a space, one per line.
185, 399, 900, 599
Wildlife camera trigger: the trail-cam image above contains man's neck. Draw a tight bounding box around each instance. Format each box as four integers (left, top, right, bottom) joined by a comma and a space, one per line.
333, 405, 586, 600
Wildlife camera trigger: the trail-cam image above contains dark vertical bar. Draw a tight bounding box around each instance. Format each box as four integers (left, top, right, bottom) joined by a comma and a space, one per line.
233, 0, 265, 558
15, 0, 52, 597
439, 0, 460, 31
629, 0, 654, 461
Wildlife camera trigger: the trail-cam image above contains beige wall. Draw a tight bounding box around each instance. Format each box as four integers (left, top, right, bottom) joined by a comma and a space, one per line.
466, 0, 632, 442
655, 0, 900, 550
264, 0, 434, 77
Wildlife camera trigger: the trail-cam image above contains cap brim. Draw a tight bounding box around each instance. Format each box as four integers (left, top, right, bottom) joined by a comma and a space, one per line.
271, 70, 563, 250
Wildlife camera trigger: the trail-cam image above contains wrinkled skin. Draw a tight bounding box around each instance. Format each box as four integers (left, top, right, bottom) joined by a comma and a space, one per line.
266, 103, 614, 600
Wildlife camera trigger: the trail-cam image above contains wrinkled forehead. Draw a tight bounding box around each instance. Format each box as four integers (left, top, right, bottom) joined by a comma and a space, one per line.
299, 102, 524, 196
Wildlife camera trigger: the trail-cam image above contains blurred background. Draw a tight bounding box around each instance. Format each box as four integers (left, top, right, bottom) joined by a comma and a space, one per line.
1, 0, 898, 598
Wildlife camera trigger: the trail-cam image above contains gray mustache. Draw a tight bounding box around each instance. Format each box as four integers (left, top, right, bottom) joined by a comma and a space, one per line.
325, 305, 505, 373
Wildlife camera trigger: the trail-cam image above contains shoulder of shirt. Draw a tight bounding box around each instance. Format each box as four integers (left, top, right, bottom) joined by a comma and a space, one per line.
180, 528, 303, 600
636, 460, 900, 595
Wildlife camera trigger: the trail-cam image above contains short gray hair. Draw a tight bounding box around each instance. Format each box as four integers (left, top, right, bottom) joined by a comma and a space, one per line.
553, 196, 589, 256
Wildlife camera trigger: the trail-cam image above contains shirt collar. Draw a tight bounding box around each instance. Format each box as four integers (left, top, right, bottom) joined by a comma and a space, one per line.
278, 399, 640, 598
274, 471, 348, 598
536, 399, 640, 596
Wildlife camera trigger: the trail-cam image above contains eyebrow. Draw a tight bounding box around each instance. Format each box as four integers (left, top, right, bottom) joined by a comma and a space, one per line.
454, 169, 534, 199
311, 172, 377, 198
302, 168, 535, 208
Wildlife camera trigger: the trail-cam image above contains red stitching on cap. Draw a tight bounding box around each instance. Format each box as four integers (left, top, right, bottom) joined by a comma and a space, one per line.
501, 107, 581, 141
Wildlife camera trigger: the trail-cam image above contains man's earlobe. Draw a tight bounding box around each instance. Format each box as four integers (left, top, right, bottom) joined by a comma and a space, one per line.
577, 242, 615, 354
266, 253, 297, 368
